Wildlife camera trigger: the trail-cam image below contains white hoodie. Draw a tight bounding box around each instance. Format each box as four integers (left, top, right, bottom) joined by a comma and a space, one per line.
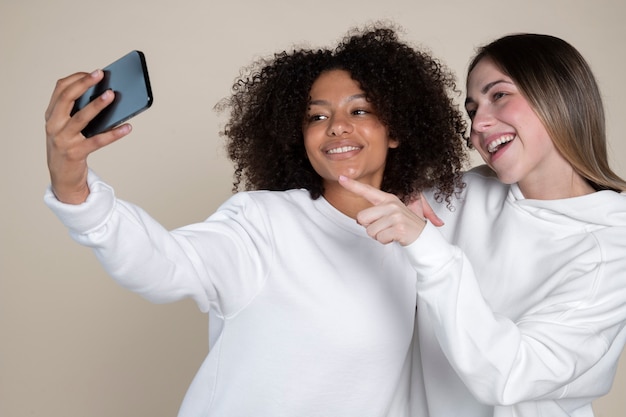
44, 170, 415, 417
405, 165, 626, 417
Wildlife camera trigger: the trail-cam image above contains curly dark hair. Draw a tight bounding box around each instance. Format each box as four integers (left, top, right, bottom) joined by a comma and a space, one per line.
216, 23, 468, 205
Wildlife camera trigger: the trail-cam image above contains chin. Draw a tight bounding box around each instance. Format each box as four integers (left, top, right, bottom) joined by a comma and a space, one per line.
495, 172, 519, 185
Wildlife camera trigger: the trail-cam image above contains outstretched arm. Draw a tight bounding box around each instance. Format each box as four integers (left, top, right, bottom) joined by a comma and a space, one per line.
45, 70, 132, 204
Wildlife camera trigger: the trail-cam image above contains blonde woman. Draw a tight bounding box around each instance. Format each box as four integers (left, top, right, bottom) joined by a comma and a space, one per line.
341, 33, 626, 416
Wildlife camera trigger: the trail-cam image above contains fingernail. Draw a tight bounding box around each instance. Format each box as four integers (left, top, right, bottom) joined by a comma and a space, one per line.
90, 69, 101, 77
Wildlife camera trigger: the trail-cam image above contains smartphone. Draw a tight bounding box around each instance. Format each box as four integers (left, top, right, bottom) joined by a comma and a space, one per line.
71, 50, 153, 137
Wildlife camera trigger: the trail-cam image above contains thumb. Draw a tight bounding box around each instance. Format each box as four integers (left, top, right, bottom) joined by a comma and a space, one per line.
408, 194, 444, 227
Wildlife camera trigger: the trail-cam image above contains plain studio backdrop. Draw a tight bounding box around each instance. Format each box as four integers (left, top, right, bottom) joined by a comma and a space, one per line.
1, 1, 624, 416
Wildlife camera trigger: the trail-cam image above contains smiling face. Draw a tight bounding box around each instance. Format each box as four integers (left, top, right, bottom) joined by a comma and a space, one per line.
303, 69, 398, 194
465, 58, 583, 198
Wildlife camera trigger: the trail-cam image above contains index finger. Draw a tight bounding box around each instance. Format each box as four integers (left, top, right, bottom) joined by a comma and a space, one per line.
338, 175, 390, 206
45, 70, 103, 121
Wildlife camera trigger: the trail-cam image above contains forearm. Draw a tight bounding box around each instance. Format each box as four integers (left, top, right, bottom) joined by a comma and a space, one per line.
44, 170, 212, 311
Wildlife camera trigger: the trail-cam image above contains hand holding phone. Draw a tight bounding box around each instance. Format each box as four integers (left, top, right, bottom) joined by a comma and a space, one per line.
71, 50, 153, 137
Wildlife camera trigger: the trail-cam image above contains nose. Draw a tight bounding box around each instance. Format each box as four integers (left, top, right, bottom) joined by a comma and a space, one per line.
471, 106, 494, 133
327, 114, 353, 137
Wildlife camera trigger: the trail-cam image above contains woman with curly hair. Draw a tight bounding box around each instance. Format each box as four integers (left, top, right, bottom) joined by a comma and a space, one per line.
44, 25, 467, 416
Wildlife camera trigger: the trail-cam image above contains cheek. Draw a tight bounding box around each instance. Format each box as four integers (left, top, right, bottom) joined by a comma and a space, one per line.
303, 142, 319, 168
302, 127, 320, 152
508, 99, 538, 127
302, 131, 325, 170
514, 105, 553, 146
469, 132, 481, 150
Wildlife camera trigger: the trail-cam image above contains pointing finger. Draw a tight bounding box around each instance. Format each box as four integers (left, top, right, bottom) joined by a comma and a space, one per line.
338, 175, 389, 206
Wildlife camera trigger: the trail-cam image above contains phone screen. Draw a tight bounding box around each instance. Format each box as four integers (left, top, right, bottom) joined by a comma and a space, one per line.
72, 50, 153, 137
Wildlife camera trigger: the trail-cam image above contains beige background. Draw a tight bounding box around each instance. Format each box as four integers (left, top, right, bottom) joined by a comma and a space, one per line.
1, 1, 624, 416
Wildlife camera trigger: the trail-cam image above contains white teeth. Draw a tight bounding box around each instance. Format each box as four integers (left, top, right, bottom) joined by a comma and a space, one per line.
487, 135, 515, 154
327, 146, 360, 154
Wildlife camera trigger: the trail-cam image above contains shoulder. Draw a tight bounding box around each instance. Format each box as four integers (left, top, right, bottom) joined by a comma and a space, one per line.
462, 165, 503, 190
215, 189, 315, 218
225, 189, 313, 206
587, 192, 626, 258
449, 165, 509, 207
424, 165, 506, 213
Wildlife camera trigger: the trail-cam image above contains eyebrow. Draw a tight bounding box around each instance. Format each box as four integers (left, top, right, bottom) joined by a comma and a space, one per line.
308, 93, 368, 106
465, 79, 513, 106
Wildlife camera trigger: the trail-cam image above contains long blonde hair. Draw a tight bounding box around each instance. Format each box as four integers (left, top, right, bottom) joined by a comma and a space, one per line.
468, 34, 626, 192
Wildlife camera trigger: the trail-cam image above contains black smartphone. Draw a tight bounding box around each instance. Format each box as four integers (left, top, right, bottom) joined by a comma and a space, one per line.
71, 50, 153, 137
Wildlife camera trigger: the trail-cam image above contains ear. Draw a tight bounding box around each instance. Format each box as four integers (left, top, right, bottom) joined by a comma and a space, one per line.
388, 137, 400, 149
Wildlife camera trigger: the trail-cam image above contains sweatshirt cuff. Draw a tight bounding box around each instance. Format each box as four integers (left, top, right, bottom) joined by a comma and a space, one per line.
43, 170, 116, 234
403, 221, 457, 281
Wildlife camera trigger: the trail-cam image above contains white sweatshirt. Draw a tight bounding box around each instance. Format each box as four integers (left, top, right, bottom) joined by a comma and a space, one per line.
44, 171, 415, 417
406, 165, 626, 417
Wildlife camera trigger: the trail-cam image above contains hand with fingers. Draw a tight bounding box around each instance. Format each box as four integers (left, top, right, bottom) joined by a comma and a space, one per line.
45, 70, 132, 205
338, 175, 438, 246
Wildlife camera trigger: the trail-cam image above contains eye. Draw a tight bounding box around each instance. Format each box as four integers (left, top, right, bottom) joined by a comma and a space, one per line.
352, 109, 368, 116
492, 91, 507, 101
465, 107, 476, 120
307, 113, 328, 123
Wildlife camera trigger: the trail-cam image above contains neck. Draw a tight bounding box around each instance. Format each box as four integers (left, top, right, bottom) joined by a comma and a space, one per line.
323, 181, 373, 219
518, 170, 595, 200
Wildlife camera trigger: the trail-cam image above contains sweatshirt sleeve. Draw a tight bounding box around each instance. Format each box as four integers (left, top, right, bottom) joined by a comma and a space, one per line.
404, 221, 624, 406
44, 170, 271, 316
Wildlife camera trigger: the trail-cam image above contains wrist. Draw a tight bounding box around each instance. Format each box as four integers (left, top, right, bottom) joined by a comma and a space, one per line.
51, 182, 90, 204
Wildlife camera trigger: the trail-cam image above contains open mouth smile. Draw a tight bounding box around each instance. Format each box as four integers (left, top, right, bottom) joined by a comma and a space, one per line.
326, 146, 361, 154
487, 135, 515, 154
